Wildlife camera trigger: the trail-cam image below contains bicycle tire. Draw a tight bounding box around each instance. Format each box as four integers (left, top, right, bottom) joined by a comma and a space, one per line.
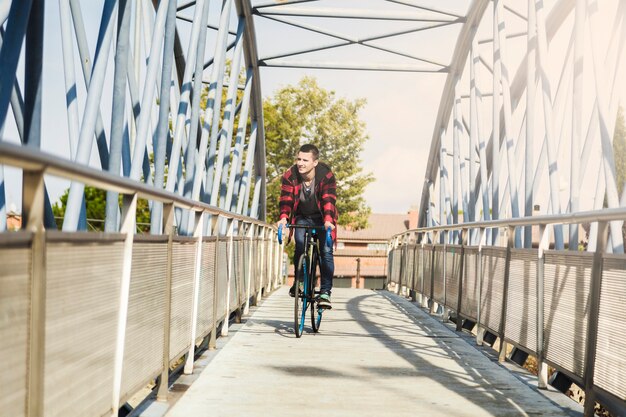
310, 247, 322, 332
294, 254, 307, 338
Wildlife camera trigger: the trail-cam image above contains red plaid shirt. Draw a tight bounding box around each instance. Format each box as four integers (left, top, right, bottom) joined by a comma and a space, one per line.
279, 162, 338, 240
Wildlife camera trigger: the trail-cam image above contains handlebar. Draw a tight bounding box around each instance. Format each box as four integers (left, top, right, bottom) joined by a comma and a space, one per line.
278, 224, 333, 248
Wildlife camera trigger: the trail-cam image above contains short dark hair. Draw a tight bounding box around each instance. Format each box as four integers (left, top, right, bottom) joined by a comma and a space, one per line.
299, 144, 319, 160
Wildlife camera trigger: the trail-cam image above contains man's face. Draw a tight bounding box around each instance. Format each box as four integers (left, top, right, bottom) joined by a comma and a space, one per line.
296, 151, 318, 177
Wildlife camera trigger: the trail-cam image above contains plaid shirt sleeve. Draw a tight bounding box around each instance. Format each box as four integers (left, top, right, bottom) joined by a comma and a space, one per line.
279, 169, 296, 221
320, 171, 337, 224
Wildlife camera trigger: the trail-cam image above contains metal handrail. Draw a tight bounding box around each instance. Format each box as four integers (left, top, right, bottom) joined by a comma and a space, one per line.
0, 141, 271, 227
390, 206, 626, 240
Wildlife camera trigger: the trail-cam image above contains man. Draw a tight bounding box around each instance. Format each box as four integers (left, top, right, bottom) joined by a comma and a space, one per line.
277, 144, 337, 309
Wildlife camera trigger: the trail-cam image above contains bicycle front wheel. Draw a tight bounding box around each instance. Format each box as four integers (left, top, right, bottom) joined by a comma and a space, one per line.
294, 254, 307, 338
310, 248, 322, 333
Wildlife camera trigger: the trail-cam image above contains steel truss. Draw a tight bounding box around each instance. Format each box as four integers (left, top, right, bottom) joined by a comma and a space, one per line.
0, 0, 267, 234
420, 0, 626, 254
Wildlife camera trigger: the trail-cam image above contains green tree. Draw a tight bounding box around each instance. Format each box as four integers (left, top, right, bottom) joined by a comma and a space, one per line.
264, 77, 374, 229
52, 186, 152, 232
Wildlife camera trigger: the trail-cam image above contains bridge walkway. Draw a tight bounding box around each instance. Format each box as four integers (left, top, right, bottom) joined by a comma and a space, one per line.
160, 288, 580, 417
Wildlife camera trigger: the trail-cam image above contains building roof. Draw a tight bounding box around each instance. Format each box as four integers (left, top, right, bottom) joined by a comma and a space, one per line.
337, 213, 410, 241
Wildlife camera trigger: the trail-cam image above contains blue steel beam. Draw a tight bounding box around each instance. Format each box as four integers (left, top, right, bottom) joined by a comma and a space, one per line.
69, 0, 110, 171
180, 0, 211, 235
215, 18, 247, 210
203, 0, 234, 206
165, 0, 206, 194
226, 69, 253, 213
0, 0, 34, 129
128, 0, 168, 182
105, 0, 132, 233
63, 0, 116, 232
151, 0, 185, 235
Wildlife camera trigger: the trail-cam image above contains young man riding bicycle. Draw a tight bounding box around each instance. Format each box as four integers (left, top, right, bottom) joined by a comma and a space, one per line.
277, 144, 337, 309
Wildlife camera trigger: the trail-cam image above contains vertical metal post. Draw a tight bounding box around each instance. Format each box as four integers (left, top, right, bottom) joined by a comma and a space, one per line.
209, 214, 221, 350
498, 226, 514, 362
221, 219, 235, 337
157, 203, 175, 401
429, 233, 436, 314
259, 226, 268, 294
393, 236, 400, 294
267, 229, 275, 291
456, 229, 467, 332
442, 230, 449, 322
399, 235, 406, 295
243, 223, 255, 315
111, 194, 137, 416
583, 221, 608, 417
420, 237, 427, 308
476, 227, 486, 346
275, 230, 282, 286
184, 212, 205, 374
537, 224, 551, 389
24, 169, 45, 417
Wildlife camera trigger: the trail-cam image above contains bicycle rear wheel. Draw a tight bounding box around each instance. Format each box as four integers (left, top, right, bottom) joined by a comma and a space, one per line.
294, 254, 307, 338
310, 248, 323, 332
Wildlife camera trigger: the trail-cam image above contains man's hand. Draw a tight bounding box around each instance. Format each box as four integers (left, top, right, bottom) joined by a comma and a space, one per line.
277, 218, 288, 229
324, 221, 335, 231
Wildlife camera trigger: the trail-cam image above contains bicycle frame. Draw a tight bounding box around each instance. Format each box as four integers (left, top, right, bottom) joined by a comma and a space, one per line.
278, 224, 331, 337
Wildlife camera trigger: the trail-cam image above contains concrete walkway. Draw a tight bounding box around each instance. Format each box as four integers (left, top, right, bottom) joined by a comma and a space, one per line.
164, 288, 580, 417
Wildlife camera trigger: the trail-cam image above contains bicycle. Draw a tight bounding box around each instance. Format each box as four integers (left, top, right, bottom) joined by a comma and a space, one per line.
278, 224, 333, 338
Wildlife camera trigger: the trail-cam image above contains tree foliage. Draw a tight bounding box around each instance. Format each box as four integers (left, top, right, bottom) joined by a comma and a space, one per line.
264, 77, 374, 229
52, 186, 151, 232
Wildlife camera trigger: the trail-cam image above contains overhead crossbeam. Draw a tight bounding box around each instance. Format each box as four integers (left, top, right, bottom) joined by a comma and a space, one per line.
253, 3, 464, 73
253, 7, 462, 22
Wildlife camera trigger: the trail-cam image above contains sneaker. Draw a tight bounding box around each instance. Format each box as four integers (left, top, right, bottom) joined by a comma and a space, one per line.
289, 283, 303, 297
318, 292, 332, 310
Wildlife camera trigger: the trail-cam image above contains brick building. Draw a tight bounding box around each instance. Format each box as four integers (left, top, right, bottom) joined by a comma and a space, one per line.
333, 210, 419, 289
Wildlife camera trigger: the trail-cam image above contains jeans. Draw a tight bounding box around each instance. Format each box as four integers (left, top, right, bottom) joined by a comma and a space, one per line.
293, 216, 334, 295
